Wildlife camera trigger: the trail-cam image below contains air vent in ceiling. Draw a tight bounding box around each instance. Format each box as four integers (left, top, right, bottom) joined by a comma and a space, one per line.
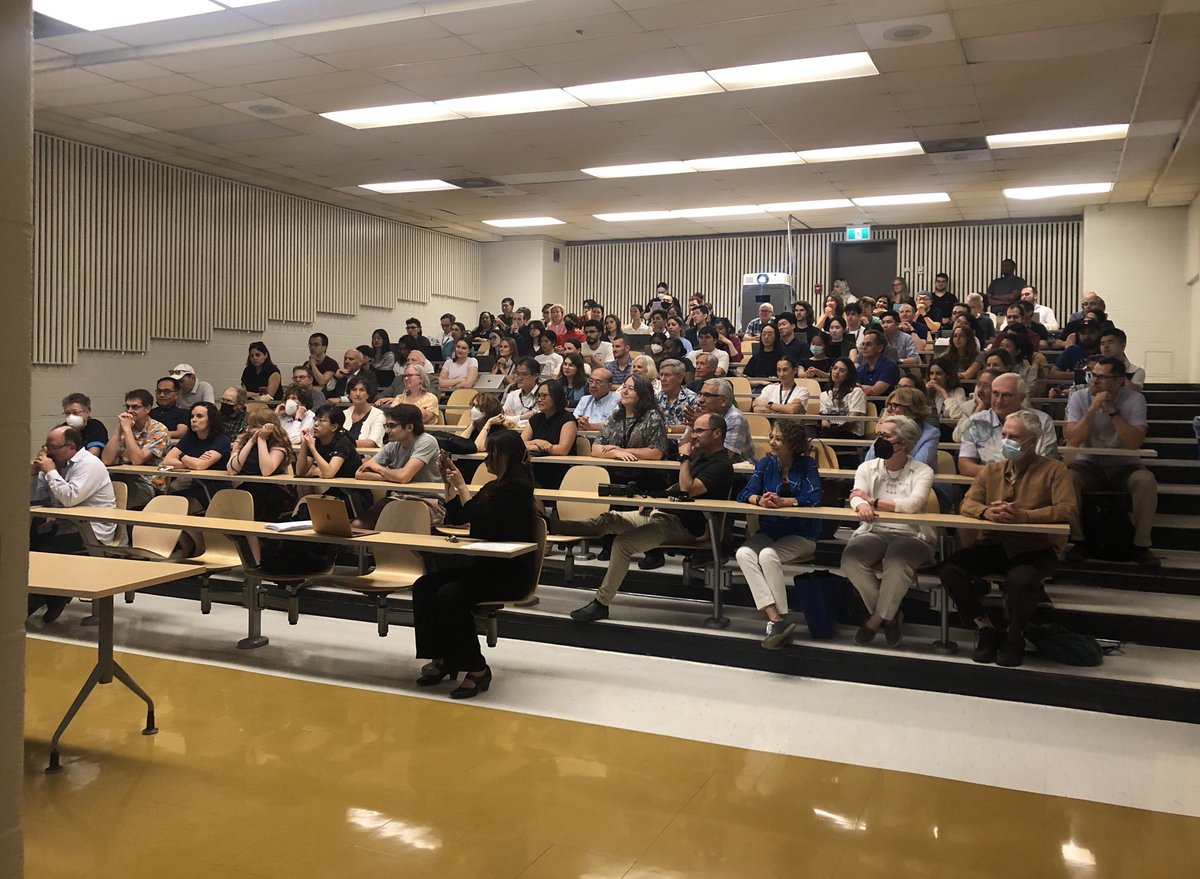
920, 137, 989, 154
446, 177, 507, 189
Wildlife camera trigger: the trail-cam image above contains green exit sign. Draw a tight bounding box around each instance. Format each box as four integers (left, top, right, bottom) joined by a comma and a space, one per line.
845, 225, 871, 241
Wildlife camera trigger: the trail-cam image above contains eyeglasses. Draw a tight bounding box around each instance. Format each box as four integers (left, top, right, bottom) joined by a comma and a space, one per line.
884, 403, 907, 413
155, 388, 174, 395
698, 391, 725, 399
536, 393, 552, 400
384, 422, 400, 429
123, 403, 145, 410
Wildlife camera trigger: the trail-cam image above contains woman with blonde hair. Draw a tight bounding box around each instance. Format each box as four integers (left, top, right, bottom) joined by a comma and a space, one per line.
630, 354, 660, 393
229, 408, 296, 521
867, 385, 941, 471
379, 366, 440, 424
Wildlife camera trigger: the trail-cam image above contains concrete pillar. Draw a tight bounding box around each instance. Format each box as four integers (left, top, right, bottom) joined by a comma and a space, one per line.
0, 0, 30, 874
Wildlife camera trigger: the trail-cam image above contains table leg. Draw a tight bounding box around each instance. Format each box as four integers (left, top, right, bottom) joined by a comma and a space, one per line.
231, 536, 268, 650
702, 512, 730, 629
46, 595, 158, 775
932, 585, 959, 655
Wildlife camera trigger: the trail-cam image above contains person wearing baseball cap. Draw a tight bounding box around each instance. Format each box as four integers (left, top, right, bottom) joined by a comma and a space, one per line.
170, 363, 215, 409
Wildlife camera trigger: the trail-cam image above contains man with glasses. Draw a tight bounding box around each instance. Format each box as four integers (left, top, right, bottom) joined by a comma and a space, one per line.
149, 376, 189, 439
169, 363, 215, 409
566, 413, 735, 623
291, 364, 327, 408
1065, 356, 1159, 566
61, 392, 109, 456
958, 373, 1057, 477
655, 359, 698, 434
404, 317, 431, 348
355, 404, 444, 527
575, 368, 617, 429
431, 313, 456, 350
100, 388, 169, 508
685, 378, 754, 463
502, 357, 542, 426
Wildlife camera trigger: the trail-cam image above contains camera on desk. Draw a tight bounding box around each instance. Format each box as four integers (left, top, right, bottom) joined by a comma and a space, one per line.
598, 481, 640, 498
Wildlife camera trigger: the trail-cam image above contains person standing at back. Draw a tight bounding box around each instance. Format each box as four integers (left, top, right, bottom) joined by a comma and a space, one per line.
986, 258, 1026, 316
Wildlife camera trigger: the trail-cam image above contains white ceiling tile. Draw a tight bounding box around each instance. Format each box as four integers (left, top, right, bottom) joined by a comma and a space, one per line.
282, 83, 428, 114
276, 18, 453, 55
35, 33, 129, 54
134, 74, 216, 95
846, 0, 950, 24
434, 0, 622, 34
36, 82, 155, 108
35, 68, 115, 92
458, 13, 647, 53
869, 40, 966, 71
315, 36, 484, 71
953, 0, 1163, 40
625, 0, 839, 30
191, 57, 341, 89
99, 11, 263, 47
123, 104, 253, 132
153, 42, 305, 75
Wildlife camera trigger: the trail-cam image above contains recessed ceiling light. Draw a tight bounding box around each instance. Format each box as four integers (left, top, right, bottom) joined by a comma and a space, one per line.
582, 162, 696, 178
687, 152, 804, 172
883, 24, 933, 42
359, 180, 460, 194
1003, 182, 1113, 200
34, 0, 220, 30
438, 89, 585, 118
708, 52, 878, 91
565, 72, 722, 106
482, 217, 565, 228
593, 211, 677, 222
760, 199, 855, 212
986, 124, 1128, 149
799, 142, 924, 163
670, 205, 765, 219
852, 192, 951, 206
320, 103, 462, 129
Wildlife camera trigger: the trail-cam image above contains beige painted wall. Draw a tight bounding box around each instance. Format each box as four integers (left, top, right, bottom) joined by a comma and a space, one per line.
0, 0, 29, 873
479, 237, 565, 316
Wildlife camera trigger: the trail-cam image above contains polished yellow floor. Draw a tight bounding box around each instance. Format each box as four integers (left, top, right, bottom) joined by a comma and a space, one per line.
22, 637, 1200, 878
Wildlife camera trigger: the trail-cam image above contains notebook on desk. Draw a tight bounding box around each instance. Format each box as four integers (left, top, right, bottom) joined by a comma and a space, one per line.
304, 495, 379, 538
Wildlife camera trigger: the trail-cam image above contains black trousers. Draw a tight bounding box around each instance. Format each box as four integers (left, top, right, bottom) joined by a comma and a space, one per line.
411, 563, 529, 673
940, 543, 1058, 631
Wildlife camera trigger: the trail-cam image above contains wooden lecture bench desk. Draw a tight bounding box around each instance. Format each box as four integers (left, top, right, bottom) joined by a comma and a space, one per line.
31, 505, 535, 651
28, 551, 201, 774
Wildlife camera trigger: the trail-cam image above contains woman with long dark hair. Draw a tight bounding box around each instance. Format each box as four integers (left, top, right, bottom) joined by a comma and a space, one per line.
947, 324, 982, 381
558, 352, 589, 407
241, 341, 281, 400
742, 323, 781, 384
412, 430, 540, 698
819, 357, 868, 439
368, 328, 396, 388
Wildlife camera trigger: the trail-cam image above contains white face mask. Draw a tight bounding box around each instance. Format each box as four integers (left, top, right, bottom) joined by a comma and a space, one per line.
284, 399, 298, 416
469, 406, 483, 422
64, 414, 85, 429
650, 343, 663, 354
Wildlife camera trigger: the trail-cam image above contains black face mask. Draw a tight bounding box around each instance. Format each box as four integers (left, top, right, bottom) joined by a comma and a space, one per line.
872, 436, 895, 460
219, 403, 235, 415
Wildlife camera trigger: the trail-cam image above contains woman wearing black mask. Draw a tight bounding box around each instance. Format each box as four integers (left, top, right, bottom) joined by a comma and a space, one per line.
840, 415, 935, 650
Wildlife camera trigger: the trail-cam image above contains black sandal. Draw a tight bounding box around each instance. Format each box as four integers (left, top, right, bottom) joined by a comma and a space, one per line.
416, 660, 458, 687
449, 667, 492, 699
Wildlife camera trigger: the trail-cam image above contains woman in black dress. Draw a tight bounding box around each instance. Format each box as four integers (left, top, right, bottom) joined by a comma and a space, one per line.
240, 341, 281, 400
412, 430, 540, 699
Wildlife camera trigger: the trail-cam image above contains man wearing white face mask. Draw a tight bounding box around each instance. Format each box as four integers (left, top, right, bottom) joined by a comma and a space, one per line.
61, 392, 108, 456
939, 410, 1076, 667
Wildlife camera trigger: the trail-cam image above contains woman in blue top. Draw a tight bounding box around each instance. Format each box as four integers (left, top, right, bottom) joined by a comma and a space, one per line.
736, 420, 822, 650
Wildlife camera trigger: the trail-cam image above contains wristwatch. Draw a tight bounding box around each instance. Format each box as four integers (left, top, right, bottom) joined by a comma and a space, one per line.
678, 453, 690, 462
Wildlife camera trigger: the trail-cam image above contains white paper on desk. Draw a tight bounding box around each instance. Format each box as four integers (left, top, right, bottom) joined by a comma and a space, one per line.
264, 520, 313, 532
464, 541, 527, 552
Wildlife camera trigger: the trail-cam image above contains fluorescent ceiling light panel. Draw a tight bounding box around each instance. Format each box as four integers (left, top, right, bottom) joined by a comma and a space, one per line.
216, 1, 283, 6
708, 52, 878, 91
852, 192, 951, 206
760, 199, 855, 212
593, 211, 677, 222
320, 103, 463, 128
1003, 182, 1113, 200
671, 205, 765, 219
986, 124, 1129, 149
438, 89, 585, 118
565, 72, 722, 105
582, 162, 695, 178
34, 0, 220, 30
799, 142, 924, 163
687, 152, 804, 172
482, 217, 565, 228
359, 180, 459, 194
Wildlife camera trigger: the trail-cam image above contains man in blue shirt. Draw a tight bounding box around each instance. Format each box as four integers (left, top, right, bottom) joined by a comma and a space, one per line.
604, 336, 634, 386
856, 329, 901, 396
574, 368, 618, 429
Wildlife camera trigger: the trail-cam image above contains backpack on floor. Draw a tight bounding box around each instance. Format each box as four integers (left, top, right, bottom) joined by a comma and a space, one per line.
1080, 491, 1135, 562
1026, 622, 1104, 666
792, 570, 852, 639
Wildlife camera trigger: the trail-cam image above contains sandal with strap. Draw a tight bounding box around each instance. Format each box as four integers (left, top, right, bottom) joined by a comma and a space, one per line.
449, 667, 492, 699
416, 660, 458, 687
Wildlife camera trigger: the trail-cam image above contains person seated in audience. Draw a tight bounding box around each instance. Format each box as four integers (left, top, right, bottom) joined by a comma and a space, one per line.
683, 303, 711, 348
162, 401, 232, 515
648, 311, 667, 337
953, 369, 1000, 443
540, 303, 552, 323
792, 301, 819, 342
842, 415, 936, 648
887, 278, 913, 310
558, 352, 589, 407
945, 324, 982, 381
879, 312, 921, 365
742, 323, 782, 384
169, 363, 214, 409
822, 318, 850, 362
1050, 313, 1105, 383
366, 328, 397, 388
815, 295, 842, 332
149, 376, 189, 439
590, 374, 669, 464
484, 328, 505, 358
1099, 327, 1144, 391
412, 430, 540, 699
326, 347, 370, 404
688, 326, 730, 375
801, 330, 834, 378
502, 357, 542, 426
290, 364, 326, 408
685, 377, 754, 463
405, 348, 435, 378
379, 366, 440, 425
545, 304, 567, 337
631, 354, 660, 393
305, 333, 339, 390
867, 387, 940, 471
660, 335, 686, 366
61, 392, 108, 456
712, 317, 743, 364
913, 292, 942, 335
575, 367, 618, 429
958, 373, 1058, 477
498, 299, 516, 330
431, 314, 455, 350
1020, 286, 1059, 334
442, 321, 468, 360
525, 319, 545, 355
439, 337, 480, 391
297, 405, 362, 482
655, 359, 698, 435
1064, 356, 1159, 566
940, 410, 1077, 666
535, 330, 564, 379
343, 375, 385, 449
355, 404, 443, 526
664, 316, 693, 354
989, 304, 1042, 354
624, 303, 649, 334
686, 352, 718, 393
855, 328, 900, 396
101, 388, 169, 509
471, 311, 497, 342
489, 336, 519, 388
274, 384, 315, 443
994, 329, 1041, 391
217, 387, 248, 438
773, 312, 808, 362
559, 315, 584, 349
753, 355, 808, 415
561, 335, 586, 362
832, 277, 857, 305
1063, 291, 1105, 337
964, 293, 996, 343
744, 302, 774, 338
983, 347, 1015, 375
602, 313, 622, 343
458, 392, 503, 451
566, 412, 733, 620
841, 302, 867, 350
736, 420, 823, 649
511, 308, 534, 356
926, 357, 974, 425
229, 409, 296, 522
895, 302, 929, 343
857, 297, 878, 325
928, 272, 955, 318
605, 336, 635, 386
29, 425, 119, 620
522, 381, 578, 486
241, 341, 282, 401
404, 318, 432, 349
819, 357, 868, 439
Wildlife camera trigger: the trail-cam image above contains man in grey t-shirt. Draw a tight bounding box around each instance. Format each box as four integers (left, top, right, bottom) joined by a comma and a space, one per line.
354, 403, 443, 527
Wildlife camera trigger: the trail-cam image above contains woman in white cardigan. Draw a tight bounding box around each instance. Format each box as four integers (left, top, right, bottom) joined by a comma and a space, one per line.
840, 415, 935, 648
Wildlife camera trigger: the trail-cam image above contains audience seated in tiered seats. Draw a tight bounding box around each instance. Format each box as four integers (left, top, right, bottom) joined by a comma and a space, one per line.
61, 392, 108, 456
958, 374, 1057, 477
150, 376, 189, 440
101, 388, 169, 509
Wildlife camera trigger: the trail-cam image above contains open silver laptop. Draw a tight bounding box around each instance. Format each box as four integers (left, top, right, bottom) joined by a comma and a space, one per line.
305, 495, 378, 538
473, 374, 506, 390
